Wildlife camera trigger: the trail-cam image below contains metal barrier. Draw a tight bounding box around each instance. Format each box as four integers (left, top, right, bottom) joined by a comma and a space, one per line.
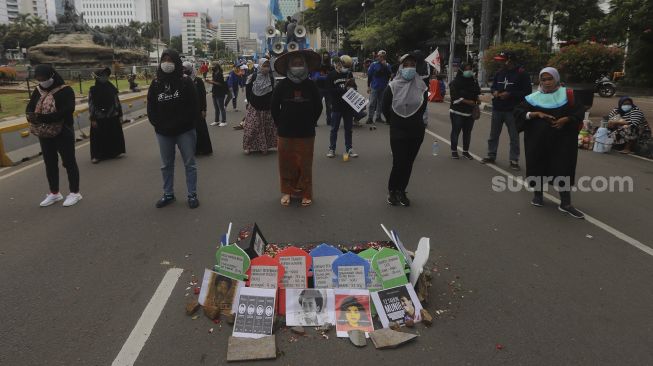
0, 92, 148, 167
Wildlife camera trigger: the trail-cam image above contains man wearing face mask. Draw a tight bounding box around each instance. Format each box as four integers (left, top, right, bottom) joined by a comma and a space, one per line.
88, 67, 125, 164
482, 51, 532, 170
326, 55, 358, 159
147, 49, 201, 209
366, 50, 392, 125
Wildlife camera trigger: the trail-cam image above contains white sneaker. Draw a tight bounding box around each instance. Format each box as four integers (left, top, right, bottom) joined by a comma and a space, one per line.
63, 192, 83, 207
210, 122, 219, 126
347, 149, 359, 158
40, 193, 63, 207
326, 149, 335, 158
218, 122, 228, 127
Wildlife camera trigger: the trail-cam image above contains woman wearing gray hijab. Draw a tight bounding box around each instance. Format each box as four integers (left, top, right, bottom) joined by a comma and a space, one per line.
243, 58, 277, 154
382, 53, 428, 207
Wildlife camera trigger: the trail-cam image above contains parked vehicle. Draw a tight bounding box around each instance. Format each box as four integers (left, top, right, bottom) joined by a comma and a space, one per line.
595, 75, 616, 98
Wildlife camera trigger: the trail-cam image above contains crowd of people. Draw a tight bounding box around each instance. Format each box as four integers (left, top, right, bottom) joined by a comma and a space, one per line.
24, 46, 649, 220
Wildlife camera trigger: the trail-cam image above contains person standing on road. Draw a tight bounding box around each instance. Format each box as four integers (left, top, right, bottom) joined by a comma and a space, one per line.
448, 63, 481, 160
607, 97, 650, 154
88, 67, 126, 164
183, 61, 213, 156
243, 58, 277, 155
208, 63, 228, 127
326, 55, 358, 159
199, 62, 209, 80
514, 67, 585, 219
382, 53, 428, 207
311, 52, 334, 126
224, 65, 245, 112
271, 50, 322, 207
366, 50, 392, 125
27, 64, 82, 207
481, 51, 532, 170
147, 49, 200, 209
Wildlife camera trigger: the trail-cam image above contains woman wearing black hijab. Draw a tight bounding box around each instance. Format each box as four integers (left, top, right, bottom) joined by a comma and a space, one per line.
26, 64, 82, 207
88, 67, 126, 163
448, 63, 481, 160
147, 49, 201, 209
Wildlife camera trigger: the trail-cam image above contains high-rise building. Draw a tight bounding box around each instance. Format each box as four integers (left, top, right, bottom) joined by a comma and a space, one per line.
233, 3, 249, 40
181, 11, 209, 55
238, 37, 257, 55
54, 0, 66, 19
73, 0, 151, 27
150, 0, 170, 40
0, 0, 48, 23
0, 1, 10, 24
217, 20, 237, 53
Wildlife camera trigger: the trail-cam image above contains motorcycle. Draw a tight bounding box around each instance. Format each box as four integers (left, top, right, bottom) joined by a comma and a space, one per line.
595, 75, 616, 98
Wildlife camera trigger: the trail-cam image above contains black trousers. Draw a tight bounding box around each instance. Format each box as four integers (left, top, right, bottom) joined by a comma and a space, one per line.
39, 125, 80, 193
388, 135, 424, 192
450, 112, 475, 151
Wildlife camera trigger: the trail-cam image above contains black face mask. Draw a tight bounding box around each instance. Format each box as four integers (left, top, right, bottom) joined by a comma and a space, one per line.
183, 70, 192, 76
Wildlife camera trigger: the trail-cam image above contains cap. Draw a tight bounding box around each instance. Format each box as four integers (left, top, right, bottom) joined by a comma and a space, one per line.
377, 50, 387, 56
493, 51, 516, 62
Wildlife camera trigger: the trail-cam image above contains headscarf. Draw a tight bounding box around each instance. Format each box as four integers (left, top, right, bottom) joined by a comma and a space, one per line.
617, 96, 637, 116
451, 63, 480, 96
34, 64, 65, 91
286, 54, 309, 84
537, 67, 560, 93
252, 58, 273, 96
388, 63, 428, 118
525, 67, 568, 109
182, 61, 197, 80
157, 49, 184, 83
91, 67, 118, 110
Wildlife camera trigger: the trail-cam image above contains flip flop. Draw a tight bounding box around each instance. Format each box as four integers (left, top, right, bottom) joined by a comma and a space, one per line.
301, 198, 312, 207
281, 194, 291, 206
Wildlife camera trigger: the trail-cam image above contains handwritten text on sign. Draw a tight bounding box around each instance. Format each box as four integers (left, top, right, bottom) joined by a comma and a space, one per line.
313, 255, 338, 288
338, 266, 366, 289
220, 252, 245, 275
377, 256, 404, 281
279, 256, 307, 288
342, 88, 369, 113
250, 265, 278, 289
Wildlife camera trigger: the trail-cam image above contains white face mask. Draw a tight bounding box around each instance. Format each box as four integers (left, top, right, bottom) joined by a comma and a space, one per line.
39, 78, 54, 88
160, 62, 175, 74
340, 67, 350, 73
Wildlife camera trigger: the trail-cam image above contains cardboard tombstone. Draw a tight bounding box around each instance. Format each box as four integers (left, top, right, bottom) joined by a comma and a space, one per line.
247, 255, 285, 289
358, 248, 382, 316
215, 244, 251, 281
332, 252, 370, 289
232, 287, 277, 339
237, 223, 268, 259
371, 248, 409, 289
409, 237, 430, 287
380, 224, 414, 266
276, 246, 312, 315
310, 243, 343, 289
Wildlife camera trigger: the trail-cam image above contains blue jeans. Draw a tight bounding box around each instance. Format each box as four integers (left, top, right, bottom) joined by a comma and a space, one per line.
156, 129, 197, 196
319, 89, 332, 125
330, 110, 354, 151
212, 94, 226, 122
368, 88, 384, 120
487, 110, 520, 161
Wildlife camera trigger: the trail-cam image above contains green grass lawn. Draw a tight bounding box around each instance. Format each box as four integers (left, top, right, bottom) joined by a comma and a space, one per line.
0, 79, 150, 120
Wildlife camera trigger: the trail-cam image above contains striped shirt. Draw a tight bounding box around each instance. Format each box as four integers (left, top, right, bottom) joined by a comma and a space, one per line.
608, 107, 646, 127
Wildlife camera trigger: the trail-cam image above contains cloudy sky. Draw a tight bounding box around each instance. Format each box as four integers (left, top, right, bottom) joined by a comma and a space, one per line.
169, 0, 270, 37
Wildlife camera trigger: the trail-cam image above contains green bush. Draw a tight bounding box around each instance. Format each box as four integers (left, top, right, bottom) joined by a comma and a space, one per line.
482, 42, 548, 77
0, 66, 17, 81
547, 43, 624, 83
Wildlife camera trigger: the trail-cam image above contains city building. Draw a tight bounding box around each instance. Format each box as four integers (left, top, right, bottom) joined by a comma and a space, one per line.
0, 1, 10, 24
150, 0, 170, 41
0, 0, 48, 23
181, 11, 209, 55
217, 20, 237, 53
238, 37, 257, 55
233, 3, 249, 40
73, 0, 152, 27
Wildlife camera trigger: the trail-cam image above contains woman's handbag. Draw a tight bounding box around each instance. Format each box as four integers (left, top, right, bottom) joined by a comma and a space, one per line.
28, 85, 67, 138
472, 104, 481, 120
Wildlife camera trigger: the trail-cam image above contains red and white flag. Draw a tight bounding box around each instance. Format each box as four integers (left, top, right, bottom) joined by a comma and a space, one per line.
425, 48, 441, 74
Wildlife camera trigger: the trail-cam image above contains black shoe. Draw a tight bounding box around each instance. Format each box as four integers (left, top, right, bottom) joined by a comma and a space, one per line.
531, 195, 544, 207
188, 194, 200, 209
451, 151, 460, 159
156, 194, 175, 208
558, 205, 585, 219
462, 151, 474, 160
481, 157, 495, 164
509, 160, 521, 171
397, 191, 411, 207
365, 118, 374, 125
387, 191, 400, 206
375, 117, 385, 124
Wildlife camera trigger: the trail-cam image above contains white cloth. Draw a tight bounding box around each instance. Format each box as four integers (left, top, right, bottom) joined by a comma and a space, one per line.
388, 65, 428, 118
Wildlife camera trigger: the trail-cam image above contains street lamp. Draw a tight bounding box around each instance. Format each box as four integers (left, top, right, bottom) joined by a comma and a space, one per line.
497, 0, 503, 45
362, 2, 366, 28
447, 0, 459, 83
335, 7, 339, 52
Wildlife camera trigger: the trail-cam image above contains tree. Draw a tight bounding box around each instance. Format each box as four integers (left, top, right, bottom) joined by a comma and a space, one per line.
170, 35, 182, 54
192, 39, 205, 56
1, 14, 52, 50
208, 39, 226, 55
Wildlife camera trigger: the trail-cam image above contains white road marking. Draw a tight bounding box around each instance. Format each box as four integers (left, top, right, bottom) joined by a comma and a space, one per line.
425, 128, 653, 257
0, 118, 148, 182
111, 268, 184, 366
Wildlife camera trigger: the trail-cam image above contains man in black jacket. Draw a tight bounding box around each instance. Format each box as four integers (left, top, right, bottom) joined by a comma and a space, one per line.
147, 49, 201, 209
481, 51, 532, 171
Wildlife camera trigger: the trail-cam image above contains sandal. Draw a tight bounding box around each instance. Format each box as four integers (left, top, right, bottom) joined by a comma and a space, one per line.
280, 194, 291, 206
301, 198, 312, 207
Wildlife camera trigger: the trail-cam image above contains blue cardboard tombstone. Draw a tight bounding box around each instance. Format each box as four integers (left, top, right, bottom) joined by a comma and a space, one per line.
310, 244, 343, 289
332, 252, 370, 289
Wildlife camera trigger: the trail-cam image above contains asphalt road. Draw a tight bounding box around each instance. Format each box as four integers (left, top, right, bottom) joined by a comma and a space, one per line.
1, 81, 652, 366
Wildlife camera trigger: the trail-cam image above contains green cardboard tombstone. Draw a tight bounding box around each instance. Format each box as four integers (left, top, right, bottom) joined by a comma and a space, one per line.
371, 248, 409, 289
215, 244, 251, 281
358, 248, 382, 316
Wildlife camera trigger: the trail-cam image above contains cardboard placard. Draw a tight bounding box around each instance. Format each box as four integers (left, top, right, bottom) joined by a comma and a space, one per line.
371, 283, 423, 328
237, 223, 268, 259
334, 289, 374, 337
285, 289, 336, 326
310, 244, 343, 289
380, 224, 414, 266
215, 244, 251, 280
358, 248, 382, 292
198, 268, 244, 316
372, 248, 409, 289
342, 88, 369, 113
332, 252, 370, 289
276, 246, 312, 315
247, 255, 285, 289
233, 287, 277, 338
409, 237, 430, 287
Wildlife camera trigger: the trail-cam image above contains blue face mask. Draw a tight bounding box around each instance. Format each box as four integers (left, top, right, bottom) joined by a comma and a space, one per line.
401, 67, 417, 81
621, 104, 633, 113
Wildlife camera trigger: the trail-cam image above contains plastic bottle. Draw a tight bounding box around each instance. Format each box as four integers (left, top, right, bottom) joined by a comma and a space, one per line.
432, 141, 439, 156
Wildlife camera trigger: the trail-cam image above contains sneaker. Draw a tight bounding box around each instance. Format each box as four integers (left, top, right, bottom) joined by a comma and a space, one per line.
39, 192, 63, 207
462, 151, 474, 160
387, 191, 400, 206
509, 160, 521, 171
451, 151, 460, 159
365, 118, 374, 125
62, 192, 83, 207
347, 149, 358, 158
218, 122, 228, 127
558, 205, 585, 219
188, 194, 200, 209
210, 122, 219, 126
531, 195, 544, 207
481, 157, 495, 164
155, 194, 175, 208
397, 191, 411, 207
326, 149, 335, 158
375, 117, 385, 124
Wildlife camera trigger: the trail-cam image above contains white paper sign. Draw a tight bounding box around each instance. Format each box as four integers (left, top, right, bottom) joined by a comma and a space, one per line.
220, 252, 245, 275
279, 256, 307, 288
337, 265, 366, 289
377, 256, 404, 281
313, 255, 338, 288
342, 88, 369, 113
249, 265, 278, 289
365, 259, 382, 291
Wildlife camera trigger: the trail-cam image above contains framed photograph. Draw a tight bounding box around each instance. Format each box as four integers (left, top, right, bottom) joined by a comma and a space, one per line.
285, 289, 335, 326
